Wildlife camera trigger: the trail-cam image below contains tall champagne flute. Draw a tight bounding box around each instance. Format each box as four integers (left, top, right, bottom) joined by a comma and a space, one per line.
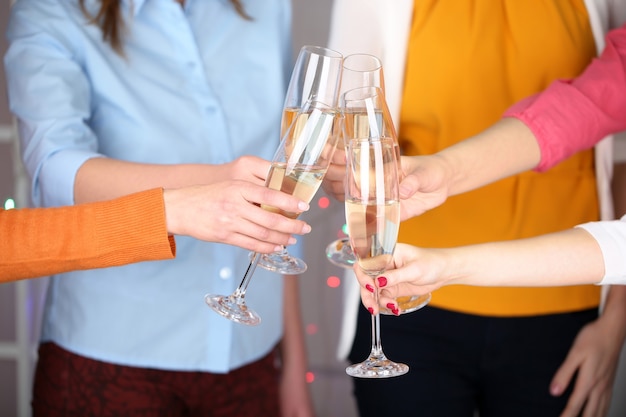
340, 53, 386, 94
343, 88, 407, 378
256, 45, 344, 275
342, 87, 431, 317
205, 100, 341, 325
326, 54, 386, 268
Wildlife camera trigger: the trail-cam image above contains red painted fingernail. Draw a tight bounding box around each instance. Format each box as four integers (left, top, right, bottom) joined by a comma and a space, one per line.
392, 308, 400, 316
367, 307, 374, 315
365, 284, 375, 293
386, 303, 395, 310
377, 276, 387, 287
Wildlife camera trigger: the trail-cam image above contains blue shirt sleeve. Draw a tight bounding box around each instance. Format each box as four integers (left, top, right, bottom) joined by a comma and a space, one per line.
5, 3, 102, 207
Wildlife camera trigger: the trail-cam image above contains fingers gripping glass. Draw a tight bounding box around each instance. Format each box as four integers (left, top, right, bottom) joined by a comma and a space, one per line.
205, 100, 341, 325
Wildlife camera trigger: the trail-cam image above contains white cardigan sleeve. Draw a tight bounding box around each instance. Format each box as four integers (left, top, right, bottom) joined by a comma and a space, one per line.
576, 215, 626, 285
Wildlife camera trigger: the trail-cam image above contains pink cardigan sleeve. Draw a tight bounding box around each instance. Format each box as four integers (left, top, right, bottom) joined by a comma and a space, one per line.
504, 23, 626, 171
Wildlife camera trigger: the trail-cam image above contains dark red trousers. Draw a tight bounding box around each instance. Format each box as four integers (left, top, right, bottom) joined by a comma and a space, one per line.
32, 342, 281, 417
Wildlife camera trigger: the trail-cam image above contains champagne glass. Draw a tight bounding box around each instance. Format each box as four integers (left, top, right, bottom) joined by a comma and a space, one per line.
343, 87, 407, 378
256, 45, 344, 275
326, 54, 385, 269
341, 86, 431, 318
205, 100, 341, 325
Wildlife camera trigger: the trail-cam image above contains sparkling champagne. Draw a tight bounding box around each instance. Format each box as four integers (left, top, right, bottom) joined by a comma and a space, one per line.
343, 110, 401, 167
262, 163, 325, 218
345, 199, 400, 276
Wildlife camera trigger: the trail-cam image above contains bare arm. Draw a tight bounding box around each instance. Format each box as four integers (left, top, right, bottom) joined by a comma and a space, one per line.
356, 228, 605, 314
399, 118, 541, 220
74, 155, 271, 203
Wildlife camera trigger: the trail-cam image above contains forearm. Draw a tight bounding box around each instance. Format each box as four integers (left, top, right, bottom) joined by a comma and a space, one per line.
444, 227, 604, 287
74, 158, 222, 203
436, 117, 541, 196
74, 156, 269, 204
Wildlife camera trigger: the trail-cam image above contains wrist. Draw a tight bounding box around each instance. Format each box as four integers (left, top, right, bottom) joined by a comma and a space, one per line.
162, 188, 180, 235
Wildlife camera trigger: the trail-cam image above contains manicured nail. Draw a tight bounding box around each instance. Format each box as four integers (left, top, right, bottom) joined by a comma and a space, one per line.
365, 284, 375, 293
392, 308, 400, 316
377, 276, 387, 287
386, 303, 395, 310
302, 224, 312, 234
550, 384, 562, 396
287, 237, 297, 245
298, 201, 310, 211
367, 307, 374, 315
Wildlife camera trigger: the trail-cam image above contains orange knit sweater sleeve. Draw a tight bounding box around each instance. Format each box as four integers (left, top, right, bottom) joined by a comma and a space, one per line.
0, 188, 176, 283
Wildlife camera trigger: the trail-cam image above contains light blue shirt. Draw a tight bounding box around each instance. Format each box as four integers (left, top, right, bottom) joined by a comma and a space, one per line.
5, 0, 294, 372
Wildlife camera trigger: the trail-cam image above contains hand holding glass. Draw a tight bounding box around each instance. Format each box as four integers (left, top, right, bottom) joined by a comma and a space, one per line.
343, 86, 408, 378
341, 86, 431, 318
256, 45, 343, 274
205, 101, 340, 325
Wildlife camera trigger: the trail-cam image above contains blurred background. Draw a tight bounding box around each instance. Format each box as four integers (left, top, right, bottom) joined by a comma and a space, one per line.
1, 1, 626, 417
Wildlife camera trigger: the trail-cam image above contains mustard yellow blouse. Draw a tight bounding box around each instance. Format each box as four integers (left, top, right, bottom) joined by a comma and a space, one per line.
399, 0, 600, 316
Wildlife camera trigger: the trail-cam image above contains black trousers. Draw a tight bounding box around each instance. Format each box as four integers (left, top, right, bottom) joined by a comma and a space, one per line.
349, 305, 598, 417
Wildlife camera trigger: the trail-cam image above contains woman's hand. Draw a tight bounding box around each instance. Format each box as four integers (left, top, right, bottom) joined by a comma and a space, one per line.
164, 180, 311, 253
354, 243, 450, 314
398, 155, 451, 221
219, 155, 273, 184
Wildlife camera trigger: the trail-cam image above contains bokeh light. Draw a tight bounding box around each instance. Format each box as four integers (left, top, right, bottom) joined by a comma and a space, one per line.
306, 371, 315, 383
326, 275, 341, 288
336, 224, 349, 239
306, 323, 318, 335
317, 196, 330, 209
4, 198, 15, 210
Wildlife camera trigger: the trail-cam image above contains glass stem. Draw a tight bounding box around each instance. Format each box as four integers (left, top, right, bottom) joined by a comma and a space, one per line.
232, 252, 261, 301
369, 288, 384, 358
273, 246, 290, 260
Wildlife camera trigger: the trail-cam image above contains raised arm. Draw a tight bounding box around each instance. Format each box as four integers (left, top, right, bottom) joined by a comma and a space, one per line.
399, 23, 626, 220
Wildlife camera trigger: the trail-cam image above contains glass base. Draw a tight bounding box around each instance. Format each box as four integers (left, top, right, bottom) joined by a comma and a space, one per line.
380, 293, 432, 315
204, 294, 261, 326
254, 251, 307, 274
346, 354, 409, 378
325, 238, 356, 269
